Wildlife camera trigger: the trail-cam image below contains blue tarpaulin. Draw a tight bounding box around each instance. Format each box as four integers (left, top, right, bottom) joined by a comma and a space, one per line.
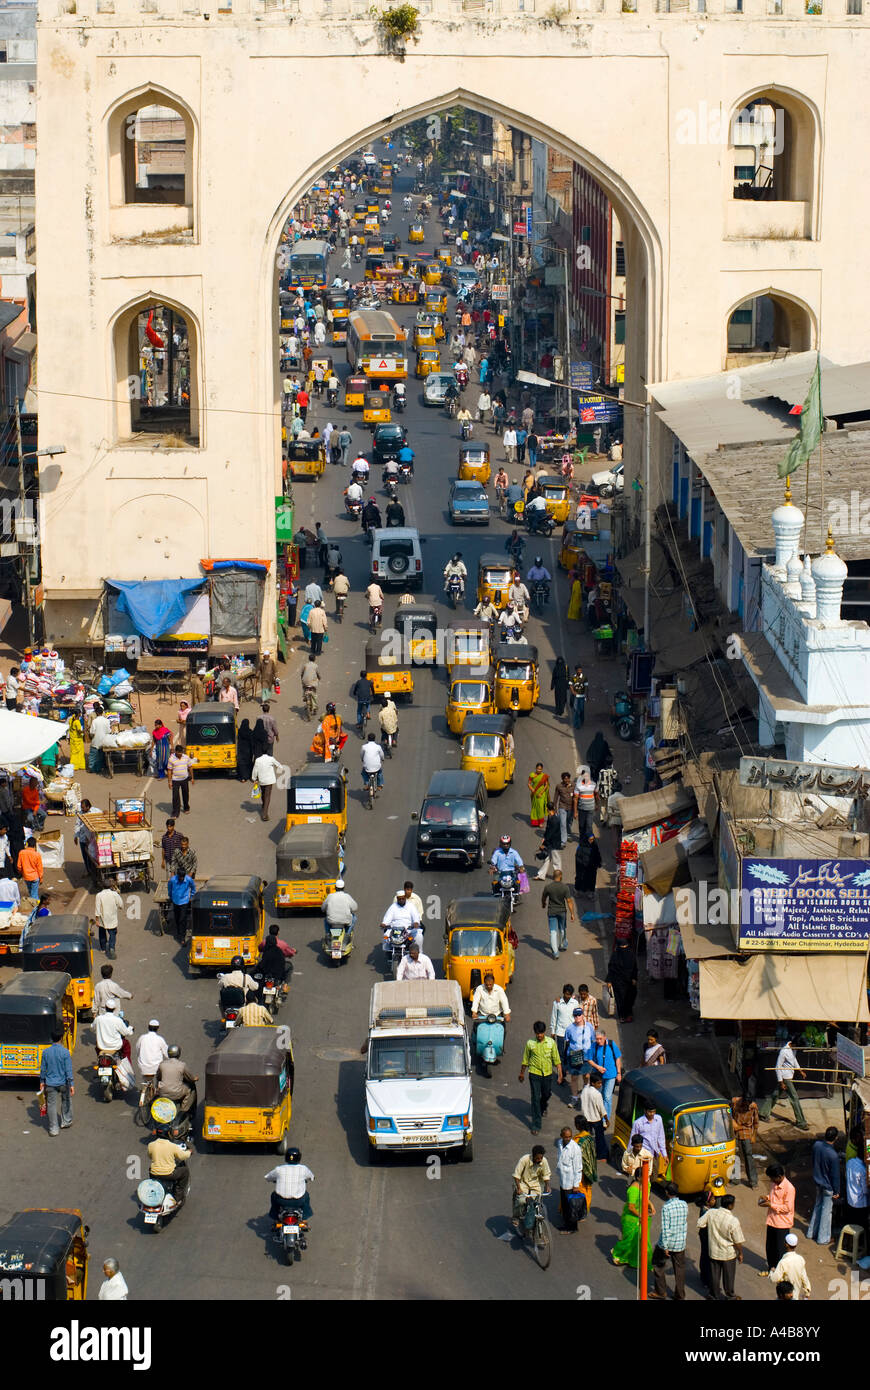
108, 579, 206, 640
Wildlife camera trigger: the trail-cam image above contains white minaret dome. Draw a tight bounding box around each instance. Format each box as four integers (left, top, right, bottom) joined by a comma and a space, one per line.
771, 478, 804, 575
784, 551, 803, 599
812, 529, 848, 623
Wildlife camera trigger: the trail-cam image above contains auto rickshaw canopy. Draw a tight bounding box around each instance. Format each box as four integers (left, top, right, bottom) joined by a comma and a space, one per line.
392, 604, 438, 640
186, 703, 237, 742
286, 771, 347, 816
0, 971, 73, 1042
619, 1064, 730, 1120
276, 822, 341, 877
0, 1209, 88, 1290
20, 914, 91, 976
495, 641, 539, 671
459, 444, 490, 468
446, 619, 491, 666
460, 713, 515, 742
536, 474, 569, 498
445, 894, 511, 933
191, 876, 265, 933
479, 553, 514, 581
203, 1028, 293, 1108
286, 439, 326, 464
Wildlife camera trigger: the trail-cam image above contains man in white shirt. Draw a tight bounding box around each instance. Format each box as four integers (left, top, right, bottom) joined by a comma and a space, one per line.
93, 963, 133, 1016
251, 752, 286, 822
0, 874, 20, 907
136, 1020, 169, 1083
95, 885, 124, 960
323, 879, 358, 931
94, 1000, 133, 1078
98, 1258, 129, 1301
361, 734, 385, 791
579, 1075, 608, 1126
345, 479, 364, 507
759, 1037, 809, 1129
87, 703, 111, 773
365, 581, 384, 616
471, 975, 510, 1022
396, 941, 435, 981
549, 985, 577, 1068
265, 1152, 315, 1221
770, 1233, 812, 1300
381, 890, 422, 949
304, 579, 323, 605
556, 1127, 587, 1233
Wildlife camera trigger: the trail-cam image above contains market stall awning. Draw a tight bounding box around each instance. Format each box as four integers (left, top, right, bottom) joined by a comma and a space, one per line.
699, 954, 870, 1022
676, 888, 739, 958
0, 711, 70, 771
618, 782, 696, 833
640, 820, 712, 895
107, 579, 206, 640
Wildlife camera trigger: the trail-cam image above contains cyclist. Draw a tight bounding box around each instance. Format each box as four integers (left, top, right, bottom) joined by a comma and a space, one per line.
512, 1145, 551, 1228
493, 466, 509, 512
351, 671, 375, 732
365, 581, 384, 625
361, 732, 385, 792
378, 692, 399, 752
300, 656, 321, 715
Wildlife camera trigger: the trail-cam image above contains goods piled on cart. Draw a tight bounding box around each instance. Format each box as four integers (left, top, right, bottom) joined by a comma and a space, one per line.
77, 797, 155, 891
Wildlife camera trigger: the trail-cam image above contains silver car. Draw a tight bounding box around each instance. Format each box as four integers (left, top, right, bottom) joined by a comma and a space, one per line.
423, 372, 458, 407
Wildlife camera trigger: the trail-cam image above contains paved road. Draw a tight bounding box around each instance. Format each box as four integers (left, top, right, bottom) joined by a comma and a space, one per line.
0, 167, 644, 1302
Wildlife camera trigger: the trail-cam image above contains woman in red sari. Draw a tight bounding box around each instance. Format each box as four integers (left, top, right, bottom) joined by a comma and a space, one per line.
528, 763, 550, 828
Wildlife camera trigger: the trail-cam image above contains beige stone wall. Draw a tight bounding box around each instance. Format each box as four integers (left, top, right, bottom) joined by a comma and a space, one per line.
35, 3, 870, 640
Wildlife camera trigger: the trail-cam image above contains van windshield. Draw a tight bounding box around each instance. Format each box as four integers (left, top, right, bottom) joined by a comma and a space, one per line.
420, 797, 477, 828
675, 1107, 732, 1147
369, 1036, 466, 1079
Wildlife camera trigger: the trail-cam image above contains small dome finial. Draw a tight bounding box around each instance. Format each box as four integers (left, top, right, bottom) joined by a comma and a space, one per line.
784, 477, 792, 505
826, 527, 836, 555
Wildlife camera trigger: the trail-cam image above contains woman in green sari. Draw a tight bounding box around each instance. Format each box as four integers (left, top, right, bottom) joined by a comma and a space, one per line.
528, 763, 550, 828
611, 1181, 655, 1268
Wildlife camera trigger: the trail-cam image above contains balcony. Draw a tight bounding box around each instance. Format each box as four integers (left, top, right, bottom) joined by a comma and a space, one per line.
724, 199, 811, 239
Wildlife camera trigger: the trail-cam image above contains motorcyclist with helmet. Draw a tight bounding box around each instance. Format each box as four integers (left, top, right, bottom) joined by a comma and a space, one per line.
217, 956, 259, 1014
490, 834, 525, 888
362, 496, 382, 535
443, 552, 467, 598
265, 1147, 315, 1222
155, 1044, 198, 1115
310, 702, 345, 762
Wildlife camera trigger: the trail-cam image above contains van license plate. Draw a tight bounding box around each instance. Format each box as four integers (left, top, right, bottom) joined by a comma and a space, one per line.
402, 1134, 439, 1145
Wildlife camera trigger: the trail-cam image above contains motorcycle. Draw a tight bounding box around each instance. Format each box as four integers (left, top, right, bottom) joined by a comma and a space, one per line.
611, 690, 639, 742
137, 1155, 190, 1232
507, 537, 525, 569
335, 592, 346, 623
393, 388, 406, 413
369, 604, 383, 634
326, 386, 338, 407
219, 984, 245, 1033
531, 579, 550, 614
95, 1051, 126, 1103
272, 1205, 308, 1264
345, 494, 362, 520
323, 921, 354, 964
446, 394, 459, 419
460, 419, 473, 441
383, 473, 399, 501
525, 509, 556, 538
397, 459, 412, 483
500, 622, 524, 646
446, 574, 464, 609
313, 376, 325, 396
383, 926, 412, 979
352, 246, 362, 263
474, 1012, 506, 1079
491, 869, 519, 914
255, 973, 283, 1013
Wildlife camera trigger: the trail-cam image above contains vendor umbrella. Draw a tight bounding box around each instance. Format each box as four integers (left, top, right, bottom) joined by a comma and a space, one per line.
0, 711, 70, 772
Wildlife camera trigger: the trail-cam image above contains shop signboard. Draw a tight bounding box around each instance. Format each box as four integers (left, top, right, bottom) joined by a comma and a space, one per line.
570, 363, 597, 390
575, 392, 621, 423
836, 1032, 867, 1077
739, 858, 870, 951
490, 284, 510, 302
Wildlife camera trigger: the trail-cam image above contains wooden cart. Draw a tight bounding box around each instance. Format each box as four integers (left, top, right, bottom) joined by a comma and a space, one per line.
135, 654, 191, 702
154, 875, 208, 937
80, 802, 155, 893
103, 740, 152, 779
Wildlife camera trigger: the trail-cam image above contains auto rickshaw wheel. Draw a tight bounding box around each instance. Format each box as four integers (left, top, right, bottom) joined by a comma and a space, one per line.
188, 965, 201, 979
275, 1132, 289, 1156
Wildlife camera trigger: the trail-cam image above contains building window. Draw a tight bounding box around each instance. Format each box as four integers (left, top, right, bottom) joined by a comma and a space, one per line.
614, 311, 626, 345
580, 225, 591, 243
0, 46, 7, 64
733, 165, 755, 183
109, 92, 195, 216
615, 242, 625, 278
847, 0, 862, 11
114, 300, 199, 446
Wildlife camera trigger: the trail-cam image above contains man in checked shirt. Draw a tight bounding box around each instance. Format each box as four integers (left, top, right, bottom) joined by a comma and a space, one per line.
649, 1183, 688, 1300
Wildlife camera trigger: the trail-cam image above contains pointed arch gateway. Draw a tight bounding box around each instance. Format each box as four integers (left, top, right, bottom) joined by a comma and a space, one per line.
259, 89, 663, 479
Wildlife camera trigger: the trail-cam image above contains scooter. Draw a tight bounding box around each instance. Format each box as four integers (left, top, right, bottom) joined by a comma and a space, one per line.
491, 869, 520, 914
327, 386, 338, 407
137, 1156, 191, 1232
219, 984, 245, 1033
460, 419, 473, 441
474, 1012, 506, 1079
611, 690, 639, 742
446, 574, 464, 609
345, 494, 362, 520
369, 604, 383, 634
148, 1091, 195, 1144
95, 1051, 126, 1103
322, 919, 354, 964
272, 1204, 309, 1264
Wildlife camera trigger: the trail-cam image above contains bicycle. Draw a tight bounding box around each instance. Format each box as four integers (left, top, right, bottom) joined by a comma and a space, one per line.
514, 1192, 551, 1270
303, 686, 318, 721
365, 769, 379, 810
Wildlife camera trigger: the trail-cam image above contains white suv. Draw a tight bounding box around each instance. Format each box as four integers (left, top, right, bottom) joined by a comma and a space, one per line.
370, 527, 424, 590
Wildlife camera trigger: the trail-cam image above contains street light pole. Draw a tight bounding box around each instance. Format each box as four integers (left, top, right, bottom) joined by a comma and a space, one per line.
563, 249, 573, 433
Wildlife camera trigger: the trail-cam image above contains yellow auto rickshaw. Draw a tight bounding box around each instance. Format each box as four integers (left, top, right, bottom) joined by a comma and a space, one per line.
0, 1209, 89, 1300
21, 914, 94, 1019
275, 822, 343, 913
0, 972, 76, 1079
477, 553, 514, 610
367, 201, 380, 216
307, 354, 334, 388
420, 261, 442, 287
612, 1065, 736, 1194
344, 373, 368, 410
430, 314, 446, 343
364, 215, 380, 237
559, 518, 585, 571
409, 222, 425, 244
535, 474, 572, 524
285, 768, 348, 839
188, 875, 266, 972
443, 895, 515, 1003
392, 603, 439, 665
364, 390, 392, 426
458, 442, 491, 486
446, 663, 495, 734
286, 438, 326, 480
413, 322, 437, 351
494, 642, 540, 714
437, 246, 453, 265
365, 639, 414, 700
415, 347, 441, 379
203, 1028, 294, 1154
327, 289, 350, 322
446, 618, 491, 677
460, 713, 516, 792
391, 280, 418, 305
425, 290, 447, 316
185, 703, 237, 773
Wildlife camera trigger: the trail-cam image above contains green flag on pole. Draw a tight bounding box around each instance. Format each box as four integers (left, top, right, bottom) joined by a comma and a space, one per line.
778, 356, 823, 478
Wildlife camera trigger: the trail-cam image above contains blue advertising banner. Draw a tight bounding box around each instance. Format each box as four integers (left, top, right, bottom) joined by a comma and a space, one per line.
576, 393, 622, 424
525, 205, 533, 240
570, 362, 597, 390
739, 858, 870, 951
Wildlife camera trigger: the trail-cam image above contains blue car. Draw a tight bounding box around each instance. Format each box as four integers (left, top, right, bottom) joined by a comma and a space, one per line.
449, 480, 491, 526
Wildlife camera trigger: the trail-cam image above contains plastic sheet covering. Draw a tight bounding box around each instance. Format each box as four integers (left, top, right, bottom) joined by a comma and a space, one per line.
209, 567, 265, 639
699, 953, 870, 1022
108, 580, 206, 640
